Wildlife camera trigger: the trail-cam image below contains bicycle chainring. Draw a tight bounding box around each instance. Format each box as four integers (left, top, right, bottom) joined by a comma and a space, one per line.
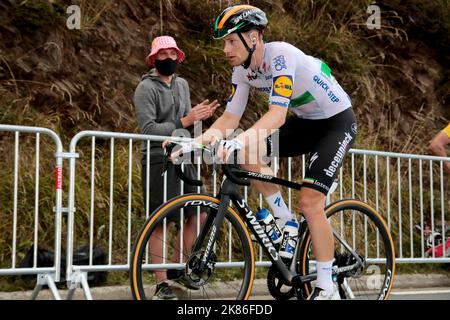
267, 265, 296, 300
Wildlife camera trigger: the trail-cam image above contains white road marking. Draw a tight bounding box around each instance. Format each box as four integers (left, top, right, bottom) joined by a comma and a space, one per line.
390, 289, 450, 295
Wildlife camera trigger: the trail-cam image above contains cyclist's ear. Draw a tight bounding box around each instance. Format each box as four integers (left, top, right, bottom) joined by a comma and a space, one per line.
247, 30, 258, 45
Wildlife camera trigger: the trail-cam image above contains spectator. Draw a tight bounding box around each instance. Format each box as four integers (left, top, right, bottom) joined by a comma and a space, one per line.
133, 36, 219, 299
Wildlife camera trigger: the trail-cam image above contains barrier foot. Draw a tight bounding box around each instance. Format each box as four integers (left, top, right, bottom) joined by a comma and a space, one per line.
80, 272, 93, 300
66, 271, 93, 300
31, 274, 61, 300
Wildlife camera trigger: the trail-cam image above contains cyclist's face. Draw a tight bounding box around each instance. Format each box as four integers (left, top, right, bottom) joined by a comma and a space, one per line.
222, 33, 248, 66
155, 48, 178, 61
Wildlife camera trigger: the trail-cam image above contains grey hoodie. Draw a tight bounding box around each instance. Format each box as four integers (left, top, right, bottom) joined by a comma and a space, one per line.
133, 69, 192, 161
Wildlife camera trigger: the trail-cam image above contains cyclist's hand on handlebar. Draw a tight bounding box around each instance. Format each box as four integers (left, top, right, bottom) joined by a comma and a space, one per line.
162, 140, 191, 163
162, 140, 171, 150
217, 138, 243, 163
163, 140, 210, 163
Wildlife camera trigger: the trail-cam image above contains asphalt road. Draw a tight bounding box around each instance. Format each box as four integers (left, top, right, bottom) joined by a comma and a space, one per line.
388, 287, 450, 300
1, 275, 449, 300
249, 287, 450, 300
1, 287, 449, 300
250, 287, 450, 300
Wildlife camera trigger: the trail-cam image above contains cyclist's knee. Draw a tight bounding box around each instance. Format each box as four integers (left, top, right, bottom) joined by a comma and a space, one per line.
240, 144, 267, 168
298, 198, 315, 217
240, 160, 262, 171
298, 188, 326, 217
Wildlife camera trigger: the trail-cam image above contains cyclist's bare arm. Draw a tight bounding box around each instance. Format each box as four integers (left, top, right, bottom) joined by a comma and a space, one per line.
194, 111, 241, 145
234, 104, 288, 146
162, 111, 239, 149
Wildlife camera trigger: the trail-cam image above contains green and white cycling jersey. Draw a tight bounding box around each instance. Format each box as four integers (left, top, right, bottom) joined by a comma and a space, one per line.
226, 41, 352, 120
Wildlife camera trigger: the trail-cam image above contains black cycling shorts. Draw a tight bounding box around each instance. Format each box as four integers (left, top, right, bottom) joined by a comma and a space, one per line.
267, 107, 357, 195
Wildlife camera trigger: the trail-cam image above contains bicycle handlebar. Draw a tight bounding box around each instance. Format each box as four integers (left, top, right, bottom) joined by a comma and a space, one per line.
164, 142, 203, 186
164, 141, 251, 187
222, 153, 251, 186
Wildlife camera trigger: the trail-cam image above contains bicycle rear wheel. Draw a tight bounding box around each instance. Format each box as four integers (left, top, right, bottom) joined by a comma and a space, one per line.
297, 199, 395, 300
130, 194, 255, 300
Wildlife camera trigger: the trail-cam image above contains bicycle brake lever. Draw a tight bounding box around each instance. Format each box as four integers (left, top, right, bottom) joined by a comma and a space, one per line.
211, 156, 218, 176
162, 142, 175, 176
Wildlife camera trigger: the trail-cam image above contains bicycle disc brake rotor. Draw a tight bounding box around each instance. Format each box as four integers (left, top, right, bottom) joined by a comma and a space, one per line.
186, 251, 216, 286
267, 265, 295, 300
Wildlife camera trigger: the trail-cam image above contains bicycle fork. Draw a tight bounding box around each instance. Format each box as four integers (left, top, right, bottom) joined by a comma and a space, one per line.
190, 194, 231, 272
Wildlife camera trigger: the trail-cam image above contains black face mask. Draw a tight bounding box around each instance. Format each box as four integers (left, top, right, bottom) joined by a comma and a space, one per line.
154, 58, 178, 76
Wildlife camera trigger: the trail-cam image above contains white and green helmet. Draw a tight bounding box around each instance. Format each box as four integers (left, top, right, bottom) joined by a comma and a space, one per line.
213, 5, 268, 40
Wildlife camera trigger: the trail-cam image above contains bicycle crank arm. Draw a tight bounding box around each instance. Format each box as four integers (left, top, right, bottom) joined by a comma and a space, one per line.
293, 261, 363, 286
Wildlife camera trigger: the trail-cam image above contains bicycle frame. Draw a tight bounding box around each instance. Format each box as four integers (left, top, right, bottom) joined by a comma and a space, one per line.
133, 145, 394, 300
164, 144, 367, 293
191, 173, 306, 287
189, 170, 365, 291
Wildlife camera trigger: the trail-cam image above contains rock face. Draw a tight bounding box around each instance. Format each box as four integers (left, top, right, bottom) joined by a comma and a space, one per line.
0, 0, 448, 150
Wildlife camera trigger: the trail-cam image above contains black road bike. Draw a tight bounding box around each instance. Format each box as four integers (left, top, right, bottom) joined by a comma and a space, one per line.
130, 142, 395, 300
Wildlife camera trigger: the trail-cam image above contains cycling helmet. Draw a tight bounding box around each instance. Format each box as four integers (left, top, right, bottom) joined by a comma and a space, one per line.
213, 5, 268, 68
213, 5, 268, 39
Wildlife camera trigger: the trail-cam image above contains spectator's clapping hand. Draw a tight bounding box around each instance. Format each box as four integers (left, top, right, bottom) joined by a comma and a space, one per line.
190, 99, 220, 121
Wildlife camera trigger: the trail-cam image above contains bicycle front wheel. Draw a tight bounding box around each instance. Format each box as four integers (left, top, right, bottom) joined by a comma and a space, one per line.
297, 199, 396, 300
130, 193, 255, 300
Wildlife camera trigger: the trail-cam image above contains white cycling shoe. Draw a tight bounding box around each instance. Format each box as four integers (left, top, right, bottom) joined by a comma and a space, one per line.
307, 285, 341, 300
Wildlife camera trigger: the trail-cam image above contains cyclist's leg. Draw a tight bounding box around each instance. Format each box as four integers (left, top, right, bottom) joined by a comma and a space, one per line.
298, 187, 335, 296
300, 108, 357, 298
239, 135, 292, 220
239, 117, 312, 221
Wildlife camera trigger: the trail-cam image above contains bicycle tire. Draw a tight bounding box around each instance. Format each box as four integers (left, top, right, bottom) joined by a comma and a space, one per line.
130, 193, 255, 300
297, 199, 396, 300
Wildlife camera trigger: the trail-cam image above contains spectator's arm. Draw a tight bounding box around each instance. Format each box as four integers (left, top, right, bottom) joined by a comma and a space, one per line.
180, 79, 194, 129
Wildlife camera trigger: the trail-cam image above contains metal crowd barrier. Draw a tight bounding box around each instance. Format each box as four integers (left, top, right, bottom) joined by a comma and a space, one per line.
0, 126, 448, 300
65, 131, 193, 299
341, 149, 450, 263
0, 125, 65, 300
63, 130, 450, 299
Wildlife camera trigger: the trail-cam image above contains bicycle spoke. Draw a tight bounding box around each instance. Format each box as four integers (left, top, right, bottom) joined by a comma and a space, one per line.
131, 196, 254, 300
146, 233, 191, 261
298, 200, 395, 300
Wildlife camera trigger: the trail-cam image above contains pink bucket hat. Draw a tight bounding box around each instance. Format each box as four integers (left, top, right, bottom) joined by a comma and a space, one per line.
145, 36, 185, 66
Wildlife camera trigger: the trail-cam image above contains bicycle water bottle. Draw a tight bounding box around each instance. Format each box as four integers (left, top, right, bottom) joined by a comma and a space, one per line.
255, 208, 283, 244
279, 219, 299, 262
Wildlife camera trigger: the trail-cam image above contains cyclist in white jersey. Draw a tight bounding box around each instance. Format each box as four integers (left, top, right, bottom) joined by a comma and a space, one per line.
227, 41, 352, 119
169, 5, 357, 300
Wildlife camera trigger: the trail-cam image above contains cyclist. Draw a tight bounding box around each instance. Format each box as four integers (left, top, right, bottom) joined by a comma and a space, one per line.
428, 123, 450, 173
167, 4, 357, 300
